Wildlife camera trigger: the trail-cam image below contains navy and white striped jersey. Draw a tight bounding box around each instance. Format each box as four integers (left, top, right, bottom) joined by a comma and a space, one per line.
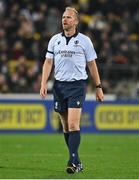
46, 31, 97, 81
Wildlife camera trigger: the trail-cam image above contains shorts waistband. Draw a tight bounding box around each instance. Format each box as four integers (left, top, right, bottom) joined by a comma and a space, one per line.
55, 79, 87, 84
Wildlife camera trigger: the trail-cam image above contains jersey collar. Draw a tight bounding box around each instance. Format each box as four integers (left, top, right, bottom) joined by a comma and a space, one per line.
62, 30, 78, 38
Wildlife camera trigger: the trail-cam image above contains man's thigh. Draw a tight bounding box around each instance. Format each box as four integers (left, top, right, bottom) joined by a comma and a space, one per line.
68, 108, 82, 131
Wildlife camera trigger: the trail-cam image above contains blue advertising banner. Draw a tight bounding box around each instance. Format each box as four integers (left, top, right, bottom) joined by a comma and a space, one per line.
0, 99, 139, 133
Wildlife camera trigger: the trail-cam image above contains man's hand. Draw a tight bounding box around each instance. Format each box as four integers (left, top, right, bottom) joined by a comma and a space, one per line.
96, 88, 104, 102
40, 85, 47, 99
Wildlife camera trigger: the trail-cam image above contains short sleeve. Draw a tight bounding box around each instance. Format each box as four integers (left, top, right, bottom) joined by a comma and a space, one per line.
84, 37, 97, 62
45, 36, 55, 59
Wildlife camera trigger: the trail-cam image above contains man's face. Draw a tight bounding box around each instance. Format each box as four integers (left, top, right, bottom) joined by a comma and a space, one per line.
62, 10, 78, 31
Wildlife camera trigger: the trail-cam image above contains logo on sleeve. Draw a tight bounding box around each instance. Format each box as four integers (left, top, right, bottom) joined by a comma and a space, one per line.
74, 40, 79, 45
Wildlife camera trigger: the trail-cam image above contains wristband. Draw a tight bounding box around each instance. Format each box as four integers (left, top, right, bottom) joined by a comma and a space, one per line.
96, 84, 102, 88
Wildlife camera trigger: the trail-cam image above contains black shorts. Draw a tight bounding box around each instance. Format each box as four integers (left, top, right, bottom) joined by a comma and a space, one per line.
53, 80, 87, 113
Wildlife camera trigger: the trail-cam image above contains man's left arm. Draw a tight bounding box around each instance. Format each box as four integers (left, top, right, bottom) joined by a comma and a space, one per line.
87, 60, 104, 101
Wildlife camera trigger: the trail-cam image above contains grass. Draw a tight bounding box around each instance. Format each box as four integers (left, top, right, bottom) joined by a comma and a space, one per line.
0, 134, 139, 179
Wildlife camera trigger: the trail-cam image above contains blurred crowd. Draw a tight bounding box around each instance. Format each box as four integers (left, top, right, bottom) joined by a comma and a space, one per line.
0, 0, 139, 98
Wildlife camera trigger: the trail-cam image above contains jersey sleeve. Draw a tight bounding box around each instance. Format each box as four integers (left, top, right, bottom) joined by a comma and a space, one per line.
84, 37, 97, 62
45, 36, 55, 59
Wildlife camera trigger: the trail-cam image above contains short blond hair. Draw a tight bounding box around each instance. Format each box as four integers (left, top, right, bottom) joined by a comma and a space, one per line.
65, 7, 79, 21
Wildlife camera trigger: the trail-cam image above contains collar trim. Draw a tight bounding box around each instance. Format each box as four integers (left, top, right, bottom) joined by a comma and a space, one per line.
62, 30, 78, 37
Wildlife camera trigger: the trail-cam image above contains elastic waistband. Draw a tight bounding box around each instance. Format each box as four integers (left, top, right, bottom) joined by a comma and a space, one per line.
55, 79, 87, 84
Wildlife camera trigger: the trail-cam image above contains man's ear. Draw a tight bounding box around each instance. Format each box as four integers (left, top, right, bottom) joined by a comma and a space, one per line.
75, 19, 79, 26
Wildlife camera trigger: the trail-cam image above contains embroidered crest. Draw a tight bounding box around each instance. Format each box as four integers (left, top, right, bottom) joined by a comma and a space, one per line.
74, 40, 79, 44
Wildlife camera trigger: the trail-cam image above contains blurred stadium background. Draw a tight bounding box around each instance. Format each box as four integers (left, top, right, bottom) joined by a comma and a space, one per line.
0, 0, 139, 178
0, 0, 139, 97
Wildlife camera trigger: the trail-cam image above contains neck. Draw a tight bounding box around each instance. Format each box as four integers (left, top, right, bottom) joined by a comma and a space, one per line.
64, 29, 76, 37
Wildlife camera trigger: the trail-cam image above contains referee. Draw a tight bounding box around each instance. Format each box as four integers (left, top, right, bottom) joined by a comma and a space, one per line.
40, 7, 104, 174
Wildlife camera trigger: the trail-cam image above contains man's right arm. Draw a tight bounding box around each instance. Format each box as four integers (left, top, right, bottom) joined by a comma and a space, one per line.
40, 58, 53, 99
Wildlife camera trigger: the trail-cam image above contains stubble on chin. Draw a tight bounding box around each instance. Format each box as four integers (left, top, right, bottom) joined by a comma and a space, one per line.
62, 25, 68, 31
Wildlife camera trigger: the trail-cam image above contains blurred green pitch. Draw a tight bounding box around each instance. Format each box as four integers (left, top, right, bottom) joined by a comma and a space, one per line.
0, 134, 139, 179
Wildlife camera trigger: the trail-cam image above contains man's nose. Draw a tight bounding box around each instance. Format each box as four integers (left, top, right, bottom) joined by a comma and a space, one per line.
63, 18, 67, 22
63, 19, 68, 24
